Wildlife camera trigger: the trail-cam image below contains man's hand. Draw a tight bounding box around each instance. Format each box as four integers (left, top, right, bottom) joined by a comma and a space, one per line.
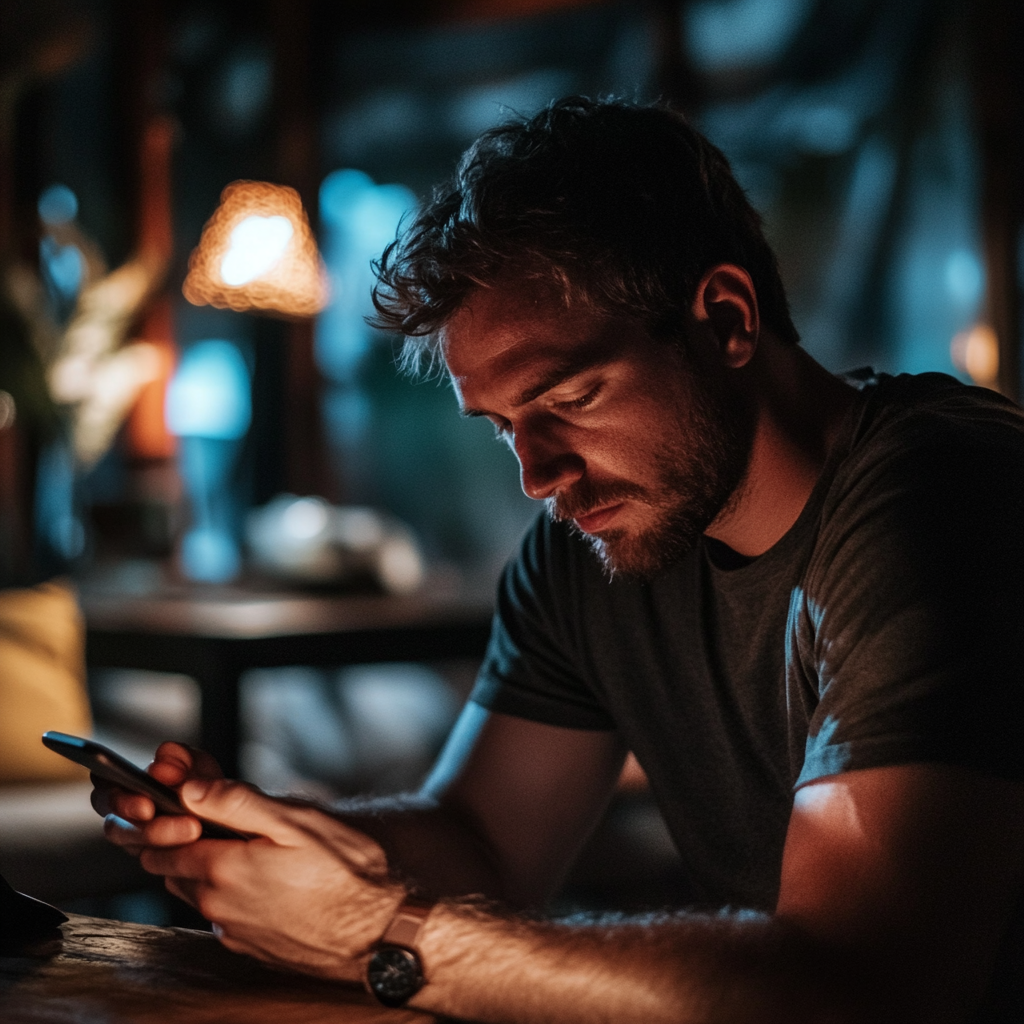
91, 741, 406, 981
91, 741, 224, 854
140, 778, 405, 982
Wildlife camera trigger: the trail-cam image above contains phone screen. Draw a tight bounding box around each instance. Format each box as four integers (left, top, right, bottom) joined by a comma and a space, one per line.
42, 731, 251, 841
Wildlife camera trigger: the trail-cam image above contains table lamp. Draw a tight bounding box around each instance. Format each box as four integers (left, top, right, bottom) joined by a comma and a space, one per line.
182, 180, 328, 318
172, 181, 328, 582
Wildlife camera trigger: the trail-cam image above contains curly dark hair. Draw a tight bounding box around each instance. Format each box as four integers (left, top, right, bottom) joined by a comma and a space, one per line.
371, 96, 798, 372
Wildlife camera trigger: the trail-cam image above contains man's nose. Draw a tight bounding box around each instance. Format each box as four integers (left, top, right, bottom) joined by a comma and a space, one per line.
513, 426, 585, 500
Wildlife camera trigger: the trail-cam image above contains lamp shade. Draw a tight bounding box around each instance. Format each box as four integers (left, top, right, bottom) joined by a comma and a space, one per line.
183, 181, 328, 317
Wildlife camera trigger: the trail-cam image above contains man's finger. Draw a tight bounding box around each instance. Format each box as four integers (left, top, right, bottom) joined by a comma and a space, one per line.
164, 875, 202, 911
139, 813, 203, 847
90, 775, 113, 817
150, 742, 224, 782
104, 809, 203, 849
141, 837, 238, 880
148, 742, 193, 787
91, 778, 155, 823
107, 789, 157, 823
103, 814, 146, 855
179, 779, 291, 844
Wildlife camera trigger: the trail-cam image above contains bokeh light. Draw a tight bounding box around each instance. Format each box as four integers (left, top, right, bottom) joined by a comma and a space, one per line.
183, 181, 329, 317
951, 324, 1000, 388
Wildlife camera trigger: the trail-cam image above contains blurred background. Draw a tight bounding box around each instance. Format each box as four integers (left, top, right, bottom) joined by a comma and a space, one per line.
0, 0, 1020, 928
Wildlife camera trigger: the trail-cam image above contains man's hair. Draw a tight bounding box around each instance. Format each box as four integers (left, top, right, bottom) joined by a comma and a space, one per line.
371, 96, 799, 371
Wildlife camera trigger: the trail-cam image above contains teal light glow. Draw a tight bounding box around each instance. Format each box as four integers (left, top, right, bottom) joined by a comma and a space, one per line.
165, 340, 251, 440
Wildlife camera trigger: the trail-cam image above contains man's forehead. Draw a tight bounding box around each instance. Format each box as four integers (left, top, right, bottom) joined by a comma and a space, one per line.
441, 282, 616, 380
442, 281, 565, 344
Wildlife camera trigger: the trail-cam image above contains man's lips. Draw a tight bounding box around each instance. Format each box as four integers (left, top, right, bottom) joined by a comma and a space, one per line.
573, 502, 625, 534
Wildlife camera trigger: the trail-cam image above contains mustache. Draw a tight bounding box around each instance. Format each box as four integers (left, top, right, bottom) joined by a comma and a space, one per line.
547, 479, 649, 522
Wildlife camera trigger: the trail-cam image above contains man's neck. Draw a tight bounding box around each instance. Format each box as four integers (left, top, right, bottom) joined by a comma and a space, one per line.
704, 341, 858, 558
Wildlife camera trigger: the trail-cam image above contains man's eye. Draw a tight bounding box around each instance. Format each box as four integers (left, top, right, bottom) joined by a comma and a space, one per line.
557, 385, 602, 411
491, 419, 512, 439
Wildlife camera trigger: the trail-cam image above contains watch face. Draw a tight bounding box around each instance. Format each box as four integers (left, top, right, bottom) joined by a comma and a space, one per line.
367, 945, 423, 1008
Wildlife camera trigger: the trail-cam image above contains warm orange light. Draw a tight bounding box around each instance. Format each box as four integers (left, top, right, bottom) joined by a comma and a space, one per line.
183, 181, 328, 317
126, 298, 177, 460
951, 324, 999, 388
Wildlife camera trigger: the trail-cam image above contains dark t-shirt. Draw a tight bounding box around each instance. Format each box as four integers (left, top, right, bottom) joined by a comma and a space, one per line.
470, 372, 1023, 1016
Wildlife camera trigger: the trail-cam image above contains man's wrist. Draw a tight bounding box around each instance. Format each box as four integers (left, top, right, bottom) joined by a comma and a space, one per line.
364, 895, 434, 1008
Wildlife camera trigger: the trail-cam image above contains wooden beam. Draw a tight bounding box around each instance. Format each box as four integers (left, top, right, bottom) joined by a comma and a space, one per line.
970, 0, 1023, 401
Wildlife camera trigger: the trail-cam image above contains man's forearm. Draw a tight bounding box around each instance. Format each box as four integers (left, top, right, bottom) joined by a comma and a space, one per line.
407, 904, 858, 1024
331, 794, 506, 902
329, 801, 853, 1023
326, 801, 858, 1022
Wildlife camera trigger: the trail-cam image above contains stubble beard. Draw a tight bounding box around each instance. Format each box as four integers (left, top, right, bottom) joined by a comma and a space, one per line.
548, 366, 755, 579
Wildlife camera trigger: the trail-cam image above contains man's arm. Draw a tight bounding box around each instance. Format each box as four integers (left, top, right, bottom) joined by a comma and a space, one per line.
97, 705, 627, 906
394, 763, 1023, 1024
369, 702, 628, 906
120, 722, 1023, 1023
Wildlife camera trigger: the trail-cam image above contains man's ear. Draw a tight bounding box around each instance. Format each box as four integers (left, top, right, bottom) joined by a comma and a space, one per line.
691, 264, 759, 369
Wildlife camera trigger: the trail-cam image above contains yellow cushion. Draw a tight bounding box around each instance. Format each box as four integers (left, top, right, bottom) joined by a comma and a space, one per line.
0, 580, 92, 783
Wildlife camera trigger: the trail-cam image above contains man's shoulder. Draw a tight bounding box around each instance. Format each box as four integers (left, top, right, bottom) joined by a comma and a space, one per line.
799, 372, 1023, 602
851, 371, 1024, 451
830, 371, 1023, 501
807, 371, 1024, 592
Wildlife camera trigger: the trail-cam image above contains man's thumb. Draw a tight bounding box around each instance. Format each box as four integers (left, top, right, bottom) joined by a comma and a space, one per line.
181, 779, 212, 803
180, 778, 290, 843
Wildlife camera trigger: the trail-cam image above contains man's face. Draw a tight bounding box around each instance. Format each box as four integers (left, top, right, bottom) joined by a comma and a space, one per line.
443, 283, 754, 577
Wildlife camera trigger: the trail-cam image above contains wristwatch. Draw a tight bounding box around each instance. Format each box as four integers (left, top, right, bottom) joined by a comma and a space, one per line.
365, 896, 432, 1008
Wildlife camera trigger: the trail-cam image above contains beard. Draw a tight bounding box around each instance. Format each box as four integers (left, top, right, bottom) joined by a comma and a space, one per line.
548, 362, 755, 579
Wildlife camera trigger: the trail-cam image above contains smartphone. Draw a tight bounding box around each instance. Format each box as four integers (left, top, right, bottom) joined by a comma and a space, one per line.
42, 731, 251, 841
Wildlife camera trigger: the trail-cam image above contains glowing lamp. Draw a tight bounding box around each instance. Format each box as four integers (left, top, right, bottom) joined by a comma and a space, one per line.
183, 181, 328, 317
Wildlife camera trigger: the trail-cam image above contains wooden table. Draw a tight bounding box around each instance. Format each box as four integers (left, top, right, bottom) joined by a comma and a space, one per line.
84, 589, 493, 777
0, 914, 439, 1023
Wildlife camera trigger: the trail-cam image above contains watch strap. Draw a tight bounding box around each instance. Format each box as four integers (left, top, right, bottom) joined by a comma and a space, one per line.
380, 895, 433, 949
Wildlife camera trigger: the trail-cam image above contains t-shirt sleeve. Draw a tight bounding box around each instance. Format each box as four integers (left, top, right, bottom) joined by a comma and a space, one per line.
470, 516, 617, 731
795, 391, 1024, 787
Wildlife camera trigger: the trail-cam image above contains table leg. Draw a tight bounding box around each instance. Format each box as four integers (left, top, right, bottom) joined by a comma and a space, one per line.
194, 643, 243, 780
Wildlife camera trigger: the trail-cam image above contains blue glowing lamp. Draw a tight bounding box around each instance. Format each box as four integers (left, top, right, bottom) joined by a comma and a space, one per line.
166, 340, 251, 583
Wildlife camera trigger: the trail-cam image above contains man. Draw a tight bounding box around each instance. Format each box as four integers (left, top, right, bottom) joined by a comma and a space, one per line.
97, 98, 1023, 1023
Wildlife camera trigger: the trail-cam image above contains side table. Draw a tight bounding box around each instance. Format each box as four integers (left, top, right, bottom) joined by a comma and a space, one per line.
84, 589, 493, 778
